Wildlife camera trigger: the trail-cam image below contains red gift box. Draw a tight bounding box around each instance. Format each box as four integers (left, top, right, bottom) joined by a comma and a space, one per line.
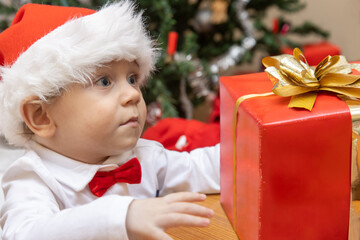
220, 73, 352, 240
281, 41, 341, 66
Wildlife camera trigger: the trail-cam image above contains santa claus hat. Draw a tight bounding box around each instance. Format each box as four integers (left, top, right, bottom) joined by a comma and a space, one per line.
0, 1, 157, 147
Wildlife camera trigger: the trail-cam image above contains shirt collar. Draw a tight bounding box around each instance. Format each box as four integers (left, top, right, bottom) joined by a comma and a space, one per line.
27, 141, 136, 192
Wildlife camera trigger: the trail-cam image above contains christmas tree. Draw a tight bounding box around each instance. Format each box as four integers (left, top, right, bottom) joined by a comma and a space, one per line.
0, 0, 329, 122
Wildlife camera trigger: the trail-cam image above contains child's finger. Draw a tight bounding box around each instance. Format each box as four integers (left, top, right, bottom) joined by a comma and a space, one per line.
168, 202, 214, 218
164, 192, 206, 203
159, 213, 211, 229
151, 229, 174, 240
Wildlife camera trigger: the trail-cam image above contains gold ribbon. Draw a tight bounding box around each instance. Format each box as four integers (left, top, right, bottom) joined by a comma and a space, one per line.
232, 92, 274, 228
262, 48, 360, 111
352, 131, 360, 217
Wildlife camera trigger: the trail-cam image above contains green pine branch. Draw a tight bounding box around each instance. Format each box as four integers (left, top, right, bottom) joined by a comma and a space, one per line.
247, 0, 305, 13
290, 21, 329, 38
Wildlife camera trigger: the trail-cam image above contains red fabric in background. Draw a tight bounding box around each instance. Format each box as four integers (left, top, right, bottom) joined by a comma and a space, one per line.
142, 118, 220, 152
281, 41, 341, 66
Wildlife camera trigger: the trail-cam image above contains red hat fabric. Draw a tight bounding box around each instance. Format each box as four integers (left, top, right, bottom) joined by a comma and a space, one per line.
0, 4, 94, 67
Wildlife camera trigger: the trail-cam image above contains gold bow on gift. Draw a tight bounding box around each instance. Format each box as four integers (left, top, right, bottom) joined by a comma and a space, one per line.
262, 48, 360, 111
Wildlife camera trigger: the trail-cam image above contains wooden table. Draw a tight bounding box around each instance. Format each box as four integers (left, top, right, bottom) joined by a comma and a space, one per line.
167, 195, 360, 239
166, 194, 239, 240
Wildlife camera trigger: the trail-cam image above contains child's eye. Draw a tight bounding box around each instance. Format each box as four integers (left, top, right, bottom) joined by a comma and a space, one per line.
128, 75, 138, 86
95, 77, 112, 87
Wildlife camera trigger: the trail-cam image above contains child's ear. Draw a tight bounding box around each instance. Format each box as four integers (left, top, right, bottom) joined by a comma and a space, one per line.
20, 96, 56, 138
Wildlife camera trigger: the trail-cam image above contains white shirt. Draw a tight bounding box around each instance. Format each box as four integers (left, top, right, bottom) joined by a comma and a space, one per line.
0, 139, 220, 240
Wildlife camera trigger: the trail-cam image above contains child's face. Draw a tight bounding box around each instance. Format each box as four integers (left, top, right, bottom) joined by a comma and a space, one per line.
44, 60, 147, 164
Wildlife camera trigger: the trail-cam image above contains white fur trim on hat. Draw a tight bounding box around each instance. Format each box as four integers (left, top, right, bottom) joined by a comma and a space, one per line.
0, 1, 157, 147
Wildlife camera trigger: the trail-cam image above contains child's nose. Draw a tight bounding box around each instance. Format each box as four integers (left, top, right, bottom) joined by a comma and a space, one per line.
120, 83, 141, 106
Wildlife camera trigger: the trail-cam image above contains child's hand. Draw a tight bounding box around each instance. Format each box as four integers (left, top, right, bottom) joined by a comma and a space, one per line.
126, 192, 214, 240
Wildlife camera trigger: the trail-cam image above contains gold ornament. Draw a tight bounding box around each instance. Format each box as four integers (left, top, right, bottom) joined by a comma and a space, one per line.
211, 0, 229, 24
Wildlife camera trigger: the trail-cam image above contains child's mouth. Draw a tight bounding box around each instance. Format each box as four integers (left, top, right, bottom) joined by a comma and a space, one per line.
121, 117, 139, 127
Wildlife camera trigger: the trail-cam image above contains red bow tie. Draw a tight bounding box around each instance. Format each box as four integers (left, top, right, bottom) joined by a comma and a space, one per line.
88, 157, 142, 197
